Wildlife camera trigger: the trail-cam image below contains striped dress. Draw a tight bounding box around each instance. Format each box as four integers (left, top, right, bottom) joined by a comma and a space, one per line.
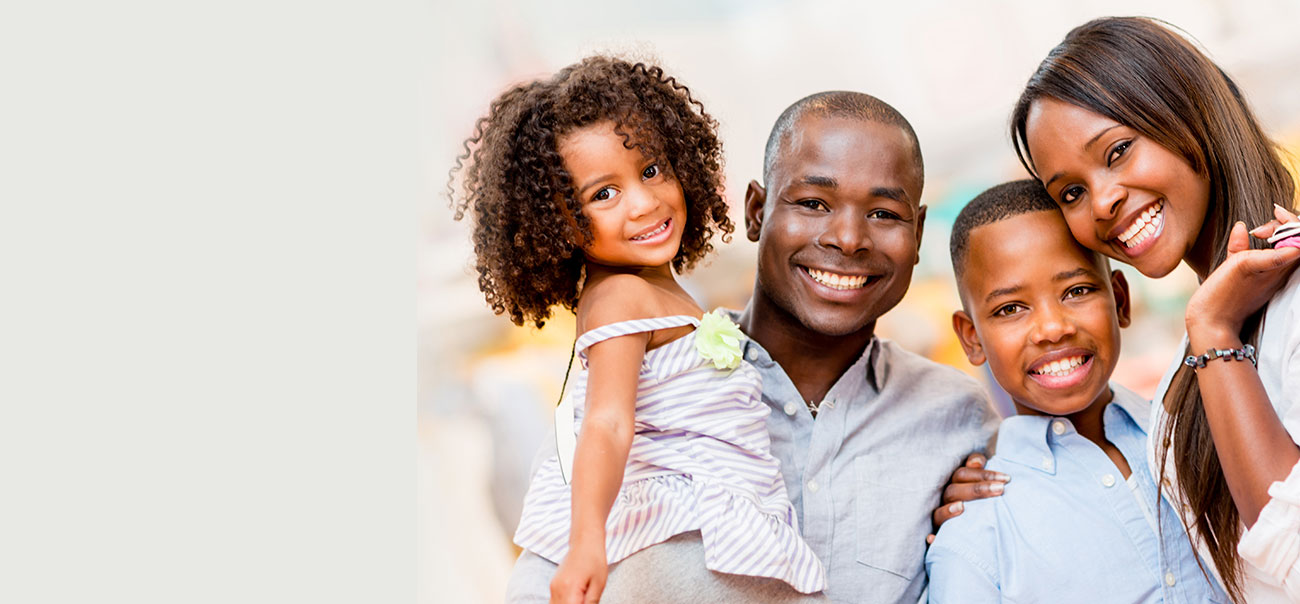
513, 315, 826, 594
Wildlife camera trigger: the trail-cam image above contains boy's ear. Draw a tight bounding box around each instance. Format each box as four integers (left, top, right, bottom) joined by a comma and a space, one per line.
952, 309, 987, 366
1110, 269, 1132, 328
744, 180, 767, 242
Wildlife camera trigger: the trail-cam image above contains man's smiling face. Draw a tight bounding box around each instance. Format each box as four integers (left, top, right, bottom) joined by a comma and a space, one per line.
746, 115, 925, 338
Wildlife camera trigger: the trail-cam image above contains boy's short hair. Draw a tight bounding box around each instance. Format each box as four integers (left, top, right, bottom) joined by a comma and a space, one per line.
949, 179, 1068, 278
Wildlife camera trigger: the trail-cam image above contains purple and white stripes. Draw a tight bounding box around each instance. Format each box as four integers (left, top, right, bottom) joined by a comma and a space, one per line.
513, 315, 827, 594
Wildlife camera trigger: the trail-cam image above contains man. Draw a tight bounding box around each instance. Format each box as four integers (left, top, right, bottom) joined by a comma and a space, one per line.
733, 91, 999, 603
507, 91, 1001, 603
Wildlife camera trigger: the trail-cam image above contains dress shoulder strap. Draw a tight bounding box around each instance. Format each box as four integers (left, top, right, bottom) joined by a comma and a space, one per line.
575, 315, 699, 357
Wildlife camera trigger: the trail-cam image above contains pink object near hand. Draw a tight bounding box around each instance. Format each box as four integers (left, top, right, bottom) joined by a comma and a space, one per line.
1268, 223, 1300, 249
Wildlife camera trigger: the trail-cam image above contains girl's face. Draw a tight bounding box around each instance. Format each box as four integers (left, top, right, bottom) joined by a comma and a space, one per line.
558, 121, 687, 270
1024, 97, 1214, 279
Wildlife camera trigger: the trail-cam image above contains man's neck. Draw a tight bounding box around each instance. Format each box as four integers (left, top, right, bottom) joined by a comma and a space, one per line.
738, 295, 876, 404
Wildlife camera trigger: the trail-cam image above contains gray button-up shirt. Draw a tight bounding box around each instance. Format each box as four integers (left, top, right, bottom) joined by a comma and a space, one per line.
738, 323, 1000, 603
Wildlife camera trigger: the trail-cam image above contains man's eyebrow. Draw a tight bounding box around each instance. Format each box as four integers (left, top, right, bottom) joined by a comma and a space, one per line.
1053, 267, 1094, 281
985, 284, 1023, 304
798, 175, 837, 189
871, 187, 910, 203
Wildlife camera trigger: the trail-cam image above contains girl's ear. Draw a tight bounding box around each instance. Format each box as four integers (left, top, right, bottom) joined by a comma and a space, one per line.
744, 180, 767, 242
1110, 269, 1132, 328
952, 310, 987, 366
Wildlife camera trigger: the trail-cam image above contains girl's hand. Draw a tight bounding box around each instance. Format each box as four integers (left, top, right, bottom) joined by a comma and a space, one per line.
550, 546, 608, 604
1186, 218, 1300, 342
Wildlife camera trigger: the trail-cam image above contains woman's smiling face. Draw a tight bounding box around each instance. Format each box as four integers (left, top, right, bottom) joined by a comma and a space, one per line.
1024, 97, 1215, 279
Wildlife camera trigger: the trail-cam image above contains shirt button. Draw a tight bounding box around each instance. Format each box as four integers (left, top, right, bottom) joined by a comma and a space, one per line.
1101, 474, 1116, 488
1165, 572, 1176, 586
808, 480, 820, 493
1041, 457, 1053, 471
746, 348, 759, 362
1051, 420, 1066, 435
783, 402, 798, 415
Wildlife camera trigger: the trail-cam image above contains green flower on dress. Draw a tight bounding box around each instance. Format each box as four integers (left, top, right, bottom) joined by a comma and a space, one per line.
694, 309, 745, 370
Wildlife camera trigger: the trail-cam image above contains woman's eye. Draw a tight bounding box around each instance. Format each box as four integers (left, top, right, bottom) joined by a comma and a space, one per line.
1060, 186, 1084, 204
1107, 140, 1131, 166
642, 164, 660, 179
592, 187, 616, 202
993, 304, 1024, 318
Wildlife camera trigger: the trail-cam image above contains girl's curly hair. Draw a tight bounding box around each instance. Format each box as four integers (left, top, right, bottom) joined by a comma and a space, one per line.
449, 55, 732, 328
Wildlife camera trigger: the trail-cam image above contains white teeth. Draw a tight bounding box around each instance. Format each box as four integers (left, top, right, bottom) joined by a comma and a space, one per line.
631, 221, 668, 241
807, 268, 869, 290
1117, 203, 1164, 248
1033, 355, 1088, 377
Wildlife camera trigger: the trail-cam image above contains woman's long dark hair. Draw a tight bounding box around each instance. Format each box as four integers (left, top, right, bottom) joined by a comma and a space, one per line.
1010, 17, 1295, 601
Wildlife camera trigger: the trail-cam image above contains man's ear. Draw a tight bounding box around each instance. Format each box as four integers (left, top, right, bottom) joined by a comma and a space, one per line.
913, 204, 927, 264
1110, 269, 1132, 328
745, 180, 767, 242
952, 309, 986, 366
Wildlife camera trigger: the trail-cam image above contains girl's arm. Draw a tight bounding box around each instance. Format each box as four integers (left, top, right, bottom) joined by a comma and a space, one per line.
550, 330, 647, 604
1186, 216, 1300, 526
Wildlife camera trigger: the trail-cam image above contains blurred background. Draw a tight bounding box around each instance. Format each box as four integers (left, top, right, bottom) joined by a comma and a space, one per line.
422, 1, 1300, 601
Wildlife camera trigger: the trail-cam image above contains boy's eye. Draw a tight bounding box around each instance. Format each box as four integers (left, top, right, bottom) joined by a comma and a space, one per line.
993, 303, 1024, 318
795, 199, 828, 211
592, 187, 617, 202
1060, 185, 1084, 205
1106, 140, 1132, 166
1065, 285, 1097, 298
642, 164, 660, 179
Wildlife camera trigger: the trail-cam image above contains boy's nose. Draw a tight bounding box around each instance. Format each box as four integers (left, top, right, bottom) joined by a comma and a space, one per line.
1030, 306, 1076, 344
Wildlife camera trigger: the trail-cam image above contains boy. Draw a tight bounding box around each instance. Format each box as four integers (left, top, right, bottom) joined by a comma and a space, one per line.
924, 180, 1225, 603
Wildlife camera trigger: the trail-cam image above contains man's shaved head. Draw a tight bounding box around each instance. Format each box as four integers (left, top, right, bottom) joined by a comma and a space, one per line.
763, 91, 924, 188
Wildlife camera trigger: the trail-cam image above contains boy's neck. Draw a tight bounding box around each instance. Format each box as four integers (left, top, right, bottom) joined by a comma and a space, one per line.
1014, 386, 1133, 479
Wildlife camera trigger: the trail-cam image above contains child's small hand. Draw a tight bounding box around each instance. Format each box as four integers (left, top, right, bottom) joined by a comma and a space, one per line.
550, 546, 608, 604
1187, 220, 1300, 344
927, 453, 1009, 544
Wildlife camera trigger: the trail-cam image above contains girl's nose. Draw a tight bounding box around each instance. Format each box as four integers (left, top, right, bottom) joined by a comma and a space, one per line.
626, 185, 659, 219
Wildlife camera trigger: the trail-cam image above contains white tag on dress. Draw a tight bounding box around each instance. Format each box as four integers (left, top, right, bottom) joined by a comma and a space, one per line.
554, 390, 577, 484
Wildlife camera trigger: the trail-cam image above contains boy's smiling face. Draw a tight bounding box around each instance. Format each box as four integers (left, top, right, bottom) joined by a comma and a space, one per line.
953, 210, 1130, 417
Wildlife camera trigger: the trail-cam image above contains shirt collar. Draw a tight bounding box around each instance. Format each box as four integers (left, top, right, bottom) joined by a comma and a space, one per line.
721, 307, 881, 393
994, 382, 1149, 475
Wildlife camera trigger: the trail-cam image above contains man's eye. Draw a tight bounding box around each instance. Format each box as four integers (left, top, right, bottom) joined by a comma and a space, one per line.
796, 199, 828, 211
642, 164, 660, 179
868, 209, 900, 220
1107, 140, 1131, 166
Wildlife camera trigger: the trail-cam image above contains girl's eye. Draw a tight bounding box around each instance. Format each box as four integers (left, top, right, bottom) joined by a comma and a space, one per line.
1107, 140, 1131, 166
993, 304, 1024, 318
642, 164, 660, 179
1065, 285, 1097, 299
592, 187, 617, 202
1060, 185, 1084, 205
796, 199, 829, 211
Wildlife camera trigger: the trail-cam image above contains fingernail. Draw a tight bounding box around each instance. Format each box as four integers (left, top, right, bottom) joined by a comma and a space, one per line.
989, 482, 1004, 495
995, 472, 1010, 482
950, 501, 963, 513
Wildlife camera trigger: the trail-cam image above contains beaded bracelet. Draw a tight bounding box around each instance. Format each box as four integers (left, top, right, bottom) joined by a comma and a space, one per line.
1183, 344, 1257, 369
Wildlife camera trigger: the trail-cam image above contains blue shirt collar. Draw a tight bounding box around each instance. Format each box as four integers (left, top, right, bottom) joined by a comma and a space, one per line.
994, 383, 1150, 475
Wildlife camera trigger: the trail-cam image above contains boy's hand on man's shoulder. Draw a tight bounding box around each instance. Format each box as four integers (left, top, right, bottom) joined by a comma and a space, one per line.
926, 453, 1010, 545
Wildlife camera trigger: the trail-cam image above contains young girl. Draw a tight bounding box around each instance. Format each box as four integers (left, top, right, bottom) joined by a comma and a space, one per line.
1010, 17, 1300, 602
449, 56, 825, 603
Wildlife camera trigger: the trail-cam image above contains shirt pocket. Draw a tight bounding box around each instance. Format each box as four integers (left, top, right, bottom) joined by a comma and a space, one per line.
853, 455, 937, 583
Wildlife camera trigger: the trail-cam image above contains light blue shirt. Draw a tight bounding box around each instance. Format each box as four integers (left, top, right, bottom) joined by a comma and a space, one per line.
925, 384, 1228, 603
732, 309, 1001, 604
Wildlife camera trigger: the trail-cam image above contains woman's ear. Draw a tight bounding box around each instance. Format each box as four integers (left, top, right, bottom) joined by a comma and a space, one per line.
952, 310, 987, 366
745, 180, 767, 242
1110, 269, 1132, 328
